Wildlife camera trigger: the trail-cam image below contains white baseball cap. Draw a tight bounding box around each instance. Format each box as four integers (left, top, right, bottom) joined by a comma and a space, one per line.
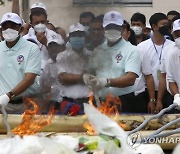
31, 1, 46, 10
1, 13, 22, 25
47, 33, 64, 45
103, 11, 124, 28
172, 19, 180, 33
23, 33, 38, 44
69, 23, 85, 34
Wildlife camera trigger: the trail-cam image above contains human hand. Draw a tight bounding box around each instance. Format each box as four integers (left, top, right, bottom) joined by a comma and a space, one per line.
82, 74, 95, 87
90, 77, 110, 90
0, 94, 10, 107
147, 102, 156, 113
155, 100, 163, 113
36, 32, 47, 46
173, 94, 180, 110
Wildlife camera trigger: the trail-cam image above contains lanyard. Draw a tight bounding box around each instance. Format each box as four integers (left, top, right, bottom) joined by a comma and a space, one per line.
151, 38, 165, 64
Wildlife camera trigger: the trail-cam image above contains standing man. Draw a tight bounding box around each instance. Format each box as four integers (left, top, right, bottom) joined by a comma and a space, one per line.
25, 9, 64, 71
0, 13, 41, 113
86, 15, 105, 51
138, 13, 173, 113
57, 23, 91, 115
130, 12, 149, 45
166, 19, 180, 113
84, 11, 141, 113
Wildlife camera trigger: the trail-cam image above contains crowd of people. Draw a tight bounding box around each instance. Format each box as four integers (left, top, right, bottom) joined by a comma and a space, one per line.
0, 1, 180, 115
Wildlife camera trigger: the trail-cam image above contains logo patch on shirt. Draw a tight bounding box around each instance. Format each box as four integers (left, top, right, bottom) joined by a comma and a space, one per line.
116, 53, 123, 63
17, 55, 24, 63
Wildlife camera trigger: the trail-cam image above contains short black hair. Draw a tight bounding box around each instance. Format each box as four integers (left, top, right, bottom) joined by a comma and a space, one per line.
167, 10, 180, 16
131, 12, 146, 25
123, 20, 130, 31
80, 12, 95, 20
30, 9, 47, 22
149, 12, 167, 27
90, 14, 104, 24
172, 15, 180, 22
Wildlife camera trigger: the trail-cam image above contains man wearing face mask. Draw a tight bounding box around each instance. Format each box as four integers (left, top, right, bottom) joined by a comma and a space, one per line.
56, 23, 91, 114
157, 18, 180, 114
83, 11, 141, 113
137, 13, 173, 113
24, 9, 64, 71
0, 13, 41, 113
167, 19, 180, 113
130, 12, 149, 45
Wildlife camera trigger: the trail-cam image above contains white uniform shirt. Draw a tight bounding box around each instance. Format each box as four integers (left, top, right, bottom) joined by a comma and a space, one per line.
160, 42, 175, 93
134, 45, 146, 95
24, 28, 62, 70
41, 59, 63, 102
167, 45, 180, 93
56, 46, 91, 99
139, 38, 172, 90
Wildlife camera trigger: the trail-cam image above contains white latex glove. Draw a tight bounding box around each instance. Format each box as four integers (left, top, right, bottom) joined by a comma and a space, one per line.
90, 77, 110, 90
173, 94, 180, 110
82, 74, 95, 86
0, 94, 10, 107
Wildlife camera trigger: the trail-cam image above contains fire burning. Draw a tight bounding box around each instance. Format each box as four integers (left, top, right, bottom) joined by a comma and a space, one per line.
12, 98, 55, 137
83, 94, 127, 135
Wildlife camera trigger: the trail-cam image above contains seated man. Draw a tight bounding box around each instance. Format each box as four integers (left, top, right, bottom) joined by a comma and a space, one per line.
56, 23, 91, 115
83, 11, 141, 113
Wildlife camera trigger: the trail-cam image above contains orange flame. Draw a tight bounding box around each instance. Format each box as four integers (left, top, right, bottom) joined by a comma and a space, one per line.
84, 94, 126, 135
12, 98, 55, 137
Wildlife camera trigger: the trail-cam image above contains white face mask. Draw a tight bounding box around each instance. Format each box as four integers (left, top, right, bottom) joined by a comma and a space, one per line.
34, 23, 46, 33
104, 29, 121, 43
175, 37, 180, 49
2, 28, 19, 42
131, 26, 143, 36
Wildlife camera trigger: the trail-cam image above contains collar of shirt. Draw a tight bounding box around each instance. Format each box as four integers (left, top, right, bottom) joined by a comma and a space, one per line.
101, 38, 125, 50
2, 36, 24, 52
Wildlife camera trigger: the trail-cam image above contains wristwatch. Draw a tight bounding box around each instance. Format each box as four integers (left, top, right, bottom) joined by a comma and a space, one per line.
150, 98, 156, 103
8, 91, 16, 99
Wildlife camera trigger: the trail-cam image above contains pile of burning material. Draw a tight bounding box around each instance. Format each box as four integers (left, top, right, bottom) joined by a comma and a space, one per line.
0, 102, 166, 154
0, 96, 179, 154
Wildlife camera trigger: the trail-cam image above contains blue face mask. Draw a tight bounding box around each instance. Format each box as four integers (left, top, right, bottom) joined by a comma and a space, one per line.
70, 37, 85, 51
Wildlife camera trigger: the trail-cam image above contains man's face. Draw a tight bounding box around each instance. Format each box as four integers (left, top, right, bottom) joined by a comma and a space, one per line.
173, 30, 180, 39
47, 43, 64, 62
167, 15, 176, 31
80, 17, 92, 26
31, 15, 47, 27
153, 19, 169, 31
131, 21, 145, 28
1, 21, 21, 31
89, 22, 104, 42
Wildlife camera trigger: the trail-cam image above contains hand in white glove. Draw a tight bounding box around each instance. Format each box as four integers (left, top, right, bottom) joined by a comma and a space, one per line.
83, 74, 96, 87
0, 94, 10, 107
173, 94, 180, 110
90, 77, 111, 90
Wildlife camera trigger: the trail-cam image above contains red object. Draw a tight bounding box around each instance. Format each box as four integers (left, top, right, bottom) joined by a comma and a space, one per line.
69, 104, 80, 116
60, 101, 68, 114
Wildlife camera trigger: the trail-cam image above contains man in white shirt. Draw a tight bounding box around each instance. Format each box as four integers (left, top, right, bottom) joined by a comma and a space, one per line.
138, 13, 173, 113
40, 35, 65, 112
83, 11, 141, 113
167, 19, 180, 113
24, 9, 65, 71
56, 23, 91, 115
